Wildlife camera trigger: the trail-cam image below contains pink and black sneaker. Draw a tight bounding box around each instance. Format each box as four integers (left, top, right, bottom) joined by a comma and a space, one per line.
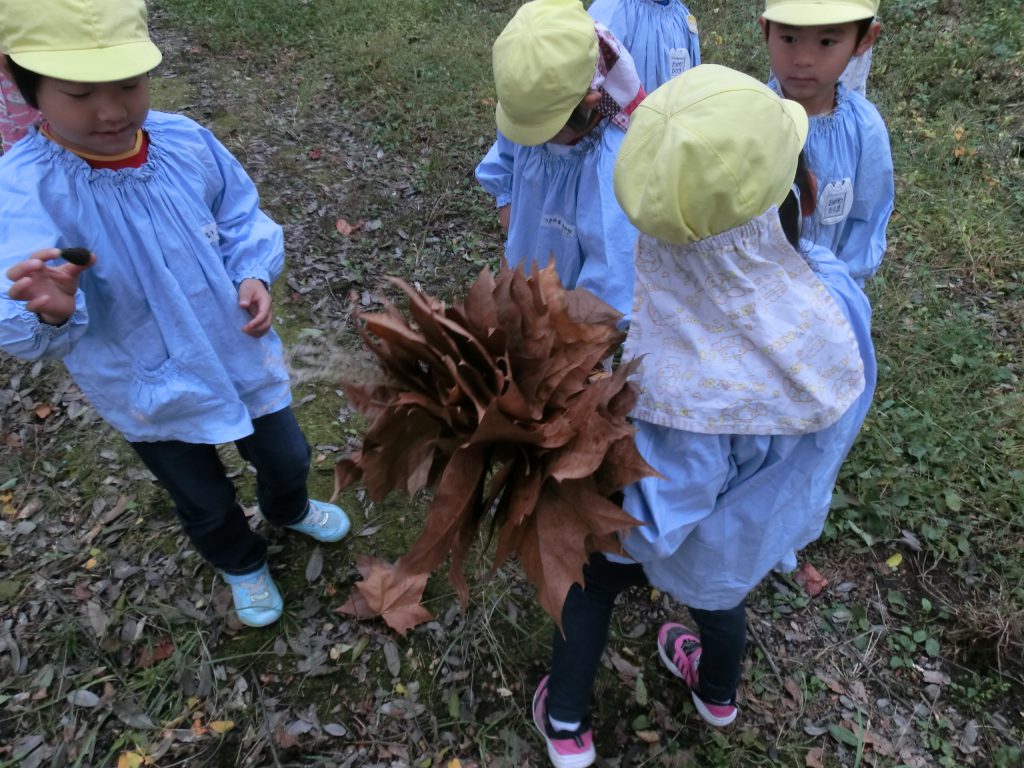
531, 675, 596, 768
657, 623, 738, 727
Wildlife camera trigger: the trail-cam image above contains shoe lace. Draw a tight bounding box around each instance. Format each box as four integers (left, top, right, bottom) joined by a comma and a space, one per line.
238, 574, 271, 602
303, 505, 328, 528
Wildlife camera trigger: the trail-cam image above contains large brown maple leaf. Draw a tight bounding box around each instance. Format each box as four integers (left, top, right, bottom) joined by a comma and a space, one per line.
335, 262, 658, 633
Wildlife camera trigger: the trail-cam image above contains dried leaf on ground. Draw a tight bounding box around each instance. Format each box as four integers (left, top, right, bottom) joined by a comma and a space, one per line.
794, 562, 828, 597
334, 262, 656, 631
336, 555, 433, 635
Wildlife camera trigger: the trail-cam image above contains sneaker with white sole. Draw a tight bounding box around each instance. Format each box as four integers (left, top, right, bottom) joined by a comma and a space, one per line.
286, 499, 351, 543
531, 675, 596, 768
657, 622, 738, 727
223, 564, 283, 627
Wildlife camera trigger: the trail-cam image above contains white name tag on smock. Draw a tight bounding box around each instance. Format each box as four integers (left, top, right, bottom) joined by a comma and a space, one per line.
816, 179, 854, 226
669, 49, 692, 78
542, 214, 576, 238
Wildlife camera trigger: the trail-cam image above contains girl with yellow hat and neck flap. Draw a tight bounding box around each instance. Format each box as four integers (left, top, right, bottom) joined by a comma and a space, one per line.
0, 0, 351, 628
475, 0, 645, 326
530, 64, 876, 768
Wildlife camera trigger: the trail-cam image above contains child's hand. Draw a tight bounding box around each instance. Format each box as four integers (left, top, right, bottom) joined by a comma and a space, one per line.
238, 278, 273, 337
5, 247, 94, 326
499, 205, 511, 232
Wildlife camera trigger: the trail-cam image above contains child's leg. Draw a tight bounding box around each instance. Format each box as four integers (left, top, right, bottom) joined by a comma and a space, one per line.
686, 601, 747, 704
130, 440, 267, 574
546, 553, 649, 723
234, 407, 311, 527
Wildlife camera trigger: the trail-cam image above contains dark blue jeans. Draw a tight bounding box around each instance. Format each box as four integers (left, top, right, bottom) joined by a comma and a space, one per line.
130, 407, 311, 575
546, 553, 747, 722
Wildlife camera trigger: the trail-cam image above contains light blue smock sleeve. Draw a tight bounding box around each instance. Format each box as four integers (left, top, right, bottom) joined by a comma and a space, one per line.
797, 88, 894, 284
835, 100, 893, 282
196, 127, 284, 287
0, 140, 90, 360
475, 131, 516, 209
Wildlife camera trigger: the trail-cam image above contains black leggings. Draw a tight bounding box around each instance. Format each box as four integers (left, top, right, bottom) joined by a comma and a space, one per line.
131, 407, 311, 575
545, 553, 747, 722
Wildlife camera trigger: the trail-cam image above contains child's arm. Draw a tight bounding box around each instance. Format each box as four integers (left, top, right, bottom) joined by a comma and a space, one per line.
475, 131, 516, 229
199, 128, 285, 293
5, 248, 94, 326
0, 179, 91, 360
1, 252, 91, 360
837, 110, 894, 282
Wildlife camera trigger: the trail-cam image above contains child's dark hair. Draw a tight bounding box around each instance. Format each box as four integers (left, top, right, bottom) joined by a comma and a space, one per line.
764, 17, 875, 46
5, 56, 41, 109
778, 151, 817, 249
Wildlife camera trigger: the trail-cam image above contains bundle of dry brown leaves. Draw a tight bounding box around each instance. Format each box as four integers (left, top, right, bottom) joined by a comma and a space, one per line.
334, 263, 657, 634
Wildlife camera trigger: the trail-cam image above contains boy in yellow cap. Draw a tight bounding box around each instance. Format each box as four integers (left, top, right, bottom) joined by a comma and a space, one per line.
475, 0, 645, 326
760, 0, 894, 285
0, 0, 351, 628
529, 64, 875, 767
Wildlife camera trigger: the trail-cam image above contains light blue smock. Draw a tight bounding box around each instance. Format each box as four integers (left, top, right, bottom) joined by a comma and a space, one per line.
0, 111, 292, 444
474, 125, 637, 324
620, 242, 876, 610
770, 81, 894, 284
588, 0, 701, 92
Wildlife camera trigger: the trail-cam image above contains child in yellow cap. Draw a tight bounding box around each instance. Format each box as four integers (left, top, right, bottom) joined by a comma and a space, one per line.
475, 0, 645, 325
0, 0, 351, 628
586, 0, 702, 91
760, 0, 893, 285
529, 64, 876, 767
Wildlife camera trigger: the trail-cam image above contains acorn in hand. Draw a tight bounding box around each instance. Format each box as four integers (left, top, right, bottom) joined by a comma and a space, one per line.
59, 248, 92, 266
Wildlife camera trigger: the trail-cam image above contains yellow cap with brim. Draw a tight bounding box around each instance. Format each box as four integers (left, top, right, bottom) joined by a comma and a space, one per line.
614, 64, 808, 245
2, 0, 162, 83
493, 0, 598, 147
762, 0, 879, 26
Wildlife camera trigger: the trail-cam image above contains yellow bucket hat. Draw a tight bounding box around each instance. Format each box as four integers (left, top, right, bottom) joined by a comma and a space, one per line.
1, 0, 162, 83
492, 0, 599, 147
613, 64, 808, 245
761, 0, 879, 26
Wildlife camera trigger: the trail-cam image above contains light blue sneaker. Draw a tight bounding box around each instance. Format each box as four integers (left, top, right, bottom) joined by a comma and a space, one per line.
286, 499, 351, 543
223, 564, 283, 627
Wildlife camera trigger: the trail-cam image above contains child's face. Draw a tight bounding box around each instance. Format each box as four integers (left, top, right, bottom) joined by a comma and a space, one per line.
761, 20, 872, 115
35, 75, 151, 155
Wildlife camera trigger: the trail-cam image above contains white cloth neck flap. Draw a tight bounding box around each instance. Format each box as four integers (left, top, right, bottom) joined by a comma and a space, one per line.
624, 209, 865, 435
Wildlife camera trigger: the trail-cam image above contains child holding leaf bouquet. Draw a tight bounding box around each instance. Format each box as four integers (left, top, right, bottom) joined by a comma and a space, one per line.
530, 64, 877, 768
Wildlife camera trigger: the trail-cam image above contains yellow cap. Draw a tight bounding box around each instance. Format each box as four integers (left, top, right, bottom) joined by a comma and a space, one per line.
1, 0, 162, 83
762, 0, 879, 26
614, 64, 808, 245
492, 0, 598, 147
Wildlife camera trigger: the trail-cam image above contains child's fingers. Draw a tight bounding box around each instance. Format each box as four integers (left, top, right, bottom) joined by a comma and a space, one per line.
242, 313, 271, 336
6, 276, 41, 302
5, 248, 59, 281
5, 248, 94, 281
